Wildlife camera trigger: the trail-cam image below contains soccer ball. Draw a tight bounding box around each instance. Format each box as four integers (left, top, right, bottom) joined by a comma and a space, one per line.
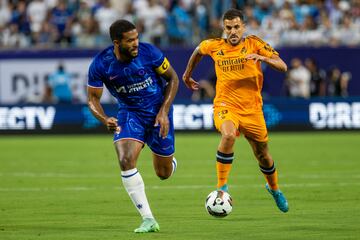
205, 190, 233, 217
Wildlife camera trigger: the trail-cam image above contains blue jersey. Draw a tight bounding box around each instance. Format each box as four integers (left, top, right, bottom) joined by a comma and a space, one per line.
88, 43, 168, 116
48, 71, 72, 102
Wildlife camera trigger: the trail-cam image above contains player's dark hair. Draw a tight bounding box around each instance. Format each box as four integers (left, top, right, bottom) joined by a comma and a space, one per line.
223, 8, 244, 22
109, 19, 136, 41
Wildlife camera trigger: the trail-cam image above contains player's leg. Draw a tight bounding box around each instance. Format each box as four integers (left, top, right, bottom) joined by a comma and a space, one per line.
214, 108, 239, 192
242, 112, 288, 212
216, 120, 238, 192
114, 139, 159, 232
246, 139, 277, 188
114, 110, 159, 233
147, 111, 177, 180
246, 138, 288, 212
152, 153, 177, 179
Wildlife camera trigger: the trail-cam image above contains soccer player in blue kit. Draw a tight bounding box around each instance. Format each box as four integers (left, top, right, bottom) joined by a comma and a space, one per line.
87, 19, 179, 233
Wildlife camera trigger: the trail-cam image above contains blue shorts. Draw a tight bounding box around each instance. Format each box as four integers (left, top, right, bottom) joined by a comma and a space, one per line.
113, 109, 175, 156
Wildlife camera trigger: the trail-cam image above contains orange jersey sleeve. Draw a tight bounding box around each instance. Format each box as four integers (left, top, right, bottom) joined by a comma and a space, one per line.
201, 36, 279, 114
199, 38, 223, 55
246, 35, 279, 58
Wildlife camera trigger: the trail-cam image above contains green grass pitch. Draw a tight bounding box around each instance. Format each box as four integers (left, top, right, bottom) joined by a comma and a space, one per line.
1, 132, 359, 240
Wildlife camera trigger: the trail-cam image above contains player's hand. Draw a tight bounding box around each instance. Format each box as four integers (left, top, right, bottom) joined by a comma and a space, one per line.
182, 74, 200, 91
245, 53, 265, 63
154, 110, 169, 139
105, 117, 120, 133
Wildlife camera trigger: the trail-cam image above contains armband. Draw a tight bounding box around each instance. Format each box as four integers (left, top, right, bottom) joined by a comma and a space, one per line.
155, 57, 170, 74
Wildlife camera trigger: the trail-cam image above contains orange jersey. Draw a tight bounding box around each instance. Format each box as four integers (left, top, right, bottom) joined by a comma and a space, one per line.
199, 35, 278, 114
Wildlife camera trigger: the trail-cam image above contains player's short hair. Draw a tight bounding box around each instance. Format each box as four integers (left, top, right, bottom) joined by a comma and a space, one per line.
223, 8, 244, 22
109, 19, 136, 41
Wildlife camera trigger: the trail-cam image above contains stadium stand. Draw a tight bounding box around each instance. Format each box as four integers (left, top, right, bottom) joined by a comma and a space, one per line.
0, 0, 359, 49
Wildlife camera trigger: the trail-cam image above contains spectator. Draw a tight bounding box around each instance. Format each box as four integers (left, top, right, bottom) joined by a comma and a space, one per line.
326, 66, 351, 97
10, 1, 31, 36
304, 58, 326, 97
0, 0, 11, 28
77, 0, 92, 23
27, 0, 47, 33
45, 63, 74, 104
31, 21, 58, 48
193, 0, 209, 42
285, 58, 311, 98
137, 0, 167, 46
94, 0, 119, 36
50, 0, 74, 45
1, 22, 29, 48
253, 0, 272, 24
191, 69, 216, 102
332, 13, 360, 46
167, 0, 192, 46
75, 15, 104, 48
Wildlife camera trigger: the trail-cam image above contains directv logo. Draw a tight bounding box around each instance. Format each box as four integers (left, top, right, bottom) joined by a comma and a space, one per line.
0, 106, 55, 130
309, 102, 360, 129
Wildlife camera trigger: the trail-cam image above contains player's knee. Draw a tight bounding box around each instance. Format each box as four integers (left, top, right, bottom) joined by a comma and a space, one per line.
222, 132, 236, 145
118, 154, 136, 170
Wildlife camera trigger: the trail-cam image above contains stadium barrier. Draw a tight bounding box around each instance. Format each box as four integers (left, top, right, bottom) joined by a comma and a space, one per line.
1, 97, 360, 133
0, 47, 359, 103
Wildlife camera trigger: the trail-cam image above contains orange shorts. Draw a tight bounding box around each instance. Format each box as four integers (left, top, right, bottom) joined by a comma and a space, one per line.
213, 107, 268, 142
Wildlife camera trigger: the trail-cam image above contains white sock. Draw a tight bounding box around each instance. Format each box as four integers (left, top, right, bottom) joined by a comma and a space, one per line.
121, 168, 153, 220
171, 157, 177, 176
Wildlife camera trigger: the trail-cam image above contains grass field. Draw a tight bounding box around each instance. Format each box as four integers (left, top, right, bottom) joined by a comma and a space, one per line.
1, 132, 359, 240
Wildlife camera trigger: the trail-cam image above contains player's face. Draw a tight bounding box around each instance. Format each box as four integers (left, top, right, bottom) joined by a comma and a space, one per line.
116, 29, 139, 59
223, 17, 245, 46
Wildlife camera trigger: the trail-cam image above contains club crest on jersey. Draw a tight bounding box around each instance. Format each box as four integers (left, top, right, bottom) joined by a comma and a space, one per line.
216, 50, 224, 56
218, 109, 228, 119
137, 69, 146, 76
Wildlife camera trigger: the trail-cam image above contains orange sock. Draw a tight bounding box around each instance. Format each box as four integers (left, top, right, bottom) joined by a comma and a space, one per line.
216, 151, 234, 188
263, 170, 279, 190
216, 162, 232, 188
260, 164, 279, 190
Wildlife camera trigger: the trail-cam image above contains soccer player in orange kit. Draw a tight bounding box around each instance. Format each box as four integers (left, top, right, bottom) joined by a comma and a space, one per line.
183, 8, 289, 212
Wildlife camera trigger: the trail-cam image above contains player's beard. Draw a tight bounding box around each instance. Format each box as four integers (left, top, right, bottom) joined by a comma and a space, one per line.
119, 46, 138, 59
228, 34, 240, 46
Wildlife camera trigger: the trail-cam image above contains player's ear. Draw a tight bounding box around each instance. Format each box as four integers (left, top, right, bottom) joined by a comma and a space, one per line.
113, 39, 120, 46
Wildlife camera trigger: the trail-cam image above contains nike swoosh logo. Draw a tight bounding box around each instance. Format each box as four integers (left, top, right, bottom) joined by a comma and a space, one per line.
109, 75, 119, 80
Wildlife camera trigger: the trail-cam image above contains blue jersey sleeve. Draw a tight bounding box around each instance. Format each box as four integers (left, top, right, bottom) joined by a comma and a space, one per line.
88, 60, 104, 88
148, 44, 165, 68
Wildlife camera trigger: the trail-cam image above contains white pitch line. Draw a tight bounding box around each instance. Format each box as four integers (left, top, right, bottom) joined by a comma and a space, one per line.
1, 182, 360, 192
0, 172, 359, 179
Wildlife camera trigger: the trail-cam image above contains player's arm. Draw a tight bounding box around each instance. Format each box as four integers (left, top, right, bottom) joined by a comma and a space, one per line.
87, 87, 119, 132
154, 59, 179, 138
246, 53, 287, 72
182, 46, 204, 90
159, 64, 179, 114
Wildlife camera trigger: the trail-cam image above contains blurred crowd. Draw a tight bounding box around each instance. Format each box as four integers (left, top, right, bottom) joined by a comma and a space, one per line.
0, 0, 360, 49
285, 57, 351, 98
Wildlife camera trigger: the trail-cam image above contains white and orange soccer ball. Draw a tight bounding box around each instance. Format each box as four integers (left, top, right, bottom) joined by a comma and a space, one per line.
205, 190, 233, 217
